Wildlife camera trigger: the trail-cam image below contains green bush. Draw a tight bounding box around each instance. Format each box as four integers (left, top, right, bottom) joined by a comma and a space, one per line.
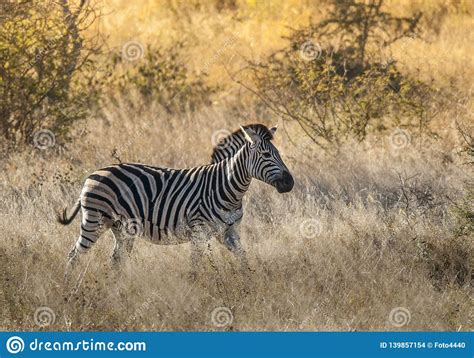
0, 1, 102, 147
240, 0, 435, 148
107, 42, 216, 113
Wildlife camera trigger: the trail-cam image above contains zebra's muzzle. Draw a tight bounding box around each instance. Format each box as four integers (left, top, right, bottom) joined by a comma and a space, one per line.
275, 170, 294, 193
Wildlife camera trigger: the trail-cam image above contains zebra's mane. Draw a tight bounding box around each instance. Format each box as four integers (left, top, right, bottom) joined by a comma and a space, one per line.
211, 124, 274, 163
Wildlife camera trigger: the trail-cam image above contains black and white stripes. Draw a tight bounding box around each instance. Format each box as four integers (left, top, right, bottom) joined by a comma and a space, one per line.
59, 124, 294, 270
211, 124, 274, 163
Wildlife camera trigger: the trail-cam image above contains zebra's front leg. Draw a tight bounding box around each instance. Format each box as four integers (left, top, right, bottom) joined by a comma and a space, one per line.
124, 233, 135, 256
223, 224, 250, 274
190, 241, 204, 281
189, 227, 209, 280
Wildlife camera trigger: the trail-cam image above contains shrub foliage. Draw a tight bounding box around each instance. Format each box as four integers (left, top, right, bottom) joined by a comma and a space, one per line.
0, 0, 102, 146
107, 43, 216, 113
239, 0, 434, 148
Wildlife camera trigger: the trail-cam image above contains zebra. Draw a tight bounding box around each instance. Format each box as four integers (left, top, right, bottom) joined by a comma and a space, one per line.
211, 125, 255, 163
58, 124, 294, 275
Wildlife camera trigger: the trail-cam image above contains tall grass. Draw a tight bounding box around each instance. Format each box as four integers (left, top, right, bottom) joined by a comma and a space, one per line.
0, 0, 472, 331
0, 102, 471, 331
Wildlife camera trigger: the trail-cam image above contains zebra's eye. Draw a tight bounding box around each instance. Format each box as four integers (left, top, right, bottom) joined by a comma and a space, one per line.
261, 151, 272, 159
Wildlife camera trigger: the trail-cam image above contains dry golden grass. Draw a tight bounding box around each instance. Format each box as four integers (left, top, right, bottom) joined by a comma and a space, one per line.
98, 0, 474, 90
0, 0, 472, 331
1, 101, 472, 331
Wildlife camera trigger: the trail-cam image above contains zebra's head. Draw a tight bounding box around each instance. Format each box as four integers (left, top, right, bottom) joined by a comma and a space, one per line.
239, 125, 294, 193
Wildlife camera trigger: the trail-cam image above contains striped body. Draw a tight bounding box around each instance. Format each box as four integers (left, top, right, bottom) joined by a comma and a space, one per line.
60, 124, 294, 272
77, 148, 251, 251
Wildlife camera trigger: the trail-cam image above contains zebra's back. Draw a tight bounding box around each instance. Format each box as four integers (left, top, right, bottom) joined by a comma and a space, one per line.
79, 163, 206, 245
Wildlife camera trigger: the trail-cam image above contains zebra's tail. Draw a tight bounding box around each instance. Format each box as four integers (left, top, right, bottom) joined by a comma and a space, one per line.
57, 200, 81, 225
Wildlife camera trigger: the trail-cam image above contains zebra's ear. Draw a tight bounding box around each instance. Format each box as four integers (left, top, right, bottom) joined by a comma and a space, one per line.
269, 124, 278, 136
240, 126, 260, 144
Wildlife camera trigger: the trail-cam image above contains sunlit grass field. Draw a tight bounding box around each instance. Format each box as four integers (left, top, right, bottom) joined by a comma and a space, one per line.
0, 0, 472, 331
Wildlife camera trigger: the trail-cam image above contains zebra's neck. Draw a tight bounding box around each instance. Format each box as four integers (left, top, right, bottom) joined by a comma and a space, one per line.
218, 144, 252, 207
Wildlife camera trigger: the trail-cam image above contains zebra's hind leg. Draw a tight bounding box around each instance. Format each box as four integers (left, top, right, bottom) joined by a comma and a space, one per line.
65, 208, 110, 281
64, 246, 80, 283
63, 239, 93, 287
111, 227, 134, 267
